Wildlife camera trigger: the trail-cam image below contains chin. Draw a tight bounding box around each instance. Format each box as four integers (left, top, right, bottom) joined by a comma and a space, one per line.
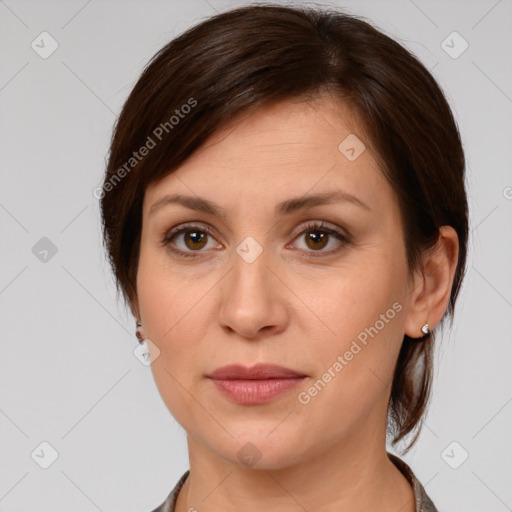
207, 429, 312, 471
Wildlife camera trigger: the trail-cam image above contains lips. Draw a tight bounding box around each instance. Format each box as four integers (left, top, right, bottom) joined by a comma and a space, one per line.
207, 363, 307, 380
207, 363, 307, 405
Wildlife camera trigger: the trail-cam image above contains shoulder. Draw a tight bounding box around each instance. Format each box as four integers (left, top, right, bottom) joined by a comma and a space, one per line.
388, 453, 439, 512
148, 470, 190, 512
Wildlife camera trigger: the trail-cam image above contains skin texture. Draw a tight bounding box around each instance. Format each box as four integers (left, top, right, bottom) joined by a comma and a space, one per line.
134, 94, 459, 511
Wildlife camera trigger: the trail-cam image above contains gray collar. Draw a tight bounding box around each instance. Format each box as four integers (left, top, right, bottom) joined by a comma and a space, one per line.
151, 454, 439, 512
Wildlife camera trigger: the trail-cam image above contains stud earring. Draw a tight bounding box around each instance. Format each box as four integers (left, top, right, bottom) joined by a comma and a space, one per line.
421, 323, 430, 336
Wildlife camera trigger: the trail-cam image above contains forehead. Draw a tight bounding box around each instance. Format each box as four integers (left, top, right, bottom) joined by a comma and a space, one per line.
143, 95, 390, 215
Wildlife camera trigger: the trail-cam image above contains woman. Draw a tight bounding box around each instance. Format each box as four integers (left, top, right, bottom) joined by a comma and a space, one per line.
99, 4, 467, 511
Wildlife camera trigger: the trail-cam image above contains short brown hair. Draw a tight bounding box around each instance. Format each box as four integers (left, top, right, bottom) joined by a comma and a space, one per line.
100, 3, 468, 450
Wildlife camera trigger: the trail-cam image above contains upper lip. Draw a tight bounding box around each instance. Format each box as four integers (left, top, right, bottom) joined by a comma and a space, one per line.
207, 363, 307, 380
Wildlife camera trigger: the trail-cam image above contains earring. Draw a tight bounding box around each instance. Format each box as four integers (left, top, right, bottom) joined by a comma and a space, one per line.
421, 323, 430, 336
135, 320, 144, 343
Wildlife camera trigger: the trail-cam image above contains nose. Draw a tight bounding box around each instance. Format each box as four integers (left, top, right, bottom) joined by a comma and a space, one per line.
216, 244, 289, 340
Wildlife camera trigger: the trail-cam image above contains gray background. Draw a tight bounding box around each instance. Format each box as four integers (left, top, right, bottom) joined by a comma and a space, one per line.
1, 0, 511, 510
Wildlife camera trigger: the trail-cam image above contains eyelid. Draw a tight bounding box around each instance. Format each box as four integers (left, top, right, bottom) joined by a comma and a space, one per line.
289, 219, 349, 240
162, 221, 216, 242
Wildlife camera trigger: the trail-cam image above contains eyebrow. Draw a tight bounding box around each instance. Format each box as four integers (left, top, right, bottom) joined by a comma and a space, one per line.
149, 190, 371, 218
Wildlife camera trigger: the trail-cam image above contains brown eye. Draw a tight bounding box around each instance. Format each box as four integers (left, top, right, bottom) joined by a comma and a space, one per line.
182, 230, 208, 250
291, 221, 350, 257
304, 231, 329, 250
162, 223, 221, 258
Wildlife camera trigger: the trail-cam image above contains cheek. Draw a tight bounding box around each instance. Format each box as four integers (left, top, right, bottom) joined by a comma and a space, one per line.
137, 275, 212, 369
298, 257, 405, 341
297, 257, 407, 397
136, 261, 211, 429
296, 292, 404, 444
136, 243, 212, 340
136, 247, 220, 386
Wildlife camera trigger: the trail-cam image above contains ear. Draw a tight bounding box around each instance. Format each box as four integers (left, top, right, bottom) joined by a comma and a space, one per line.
404, 226, 459, 338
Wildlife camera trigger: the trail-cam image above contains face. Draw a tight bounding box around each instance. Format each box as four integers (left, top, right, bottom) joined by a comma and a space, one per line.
136, 95, 415, 469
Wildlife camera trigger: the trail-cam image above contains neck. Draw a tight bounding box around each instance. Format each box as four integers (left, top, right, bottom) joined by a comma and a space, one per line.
175, 425, 415, 512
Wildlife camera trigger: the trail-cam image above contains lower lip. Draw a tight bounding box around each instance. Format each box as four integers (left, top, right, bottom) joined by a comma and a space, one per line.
209, 377, 305, 405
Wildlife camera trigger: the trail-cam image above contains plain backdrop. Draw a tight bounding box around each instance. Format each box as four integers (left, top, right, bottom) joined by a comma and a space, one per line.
1, 0, 511, 511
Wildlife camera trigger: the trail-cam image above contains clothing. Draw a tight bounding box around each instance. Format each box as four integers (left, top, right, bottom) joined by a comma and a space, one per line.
388, 453, 438, 512
150, 452, 438, 512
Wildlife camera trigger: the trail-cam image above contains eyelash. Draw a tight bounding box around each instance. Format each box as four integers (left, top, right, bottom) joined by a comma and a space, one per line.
160, 221, 351, 259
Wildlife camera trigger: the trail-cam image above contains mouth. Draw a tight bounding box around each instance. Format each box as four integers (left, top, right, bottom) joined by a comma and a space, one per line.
206, 363, 307, 405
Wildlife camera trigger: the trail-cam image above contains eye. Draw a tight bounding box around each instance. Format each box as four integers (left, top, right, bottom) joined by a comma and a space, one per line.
161, 220, 351, 259
289, 221, 351, 257
161, 223, 222, 258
